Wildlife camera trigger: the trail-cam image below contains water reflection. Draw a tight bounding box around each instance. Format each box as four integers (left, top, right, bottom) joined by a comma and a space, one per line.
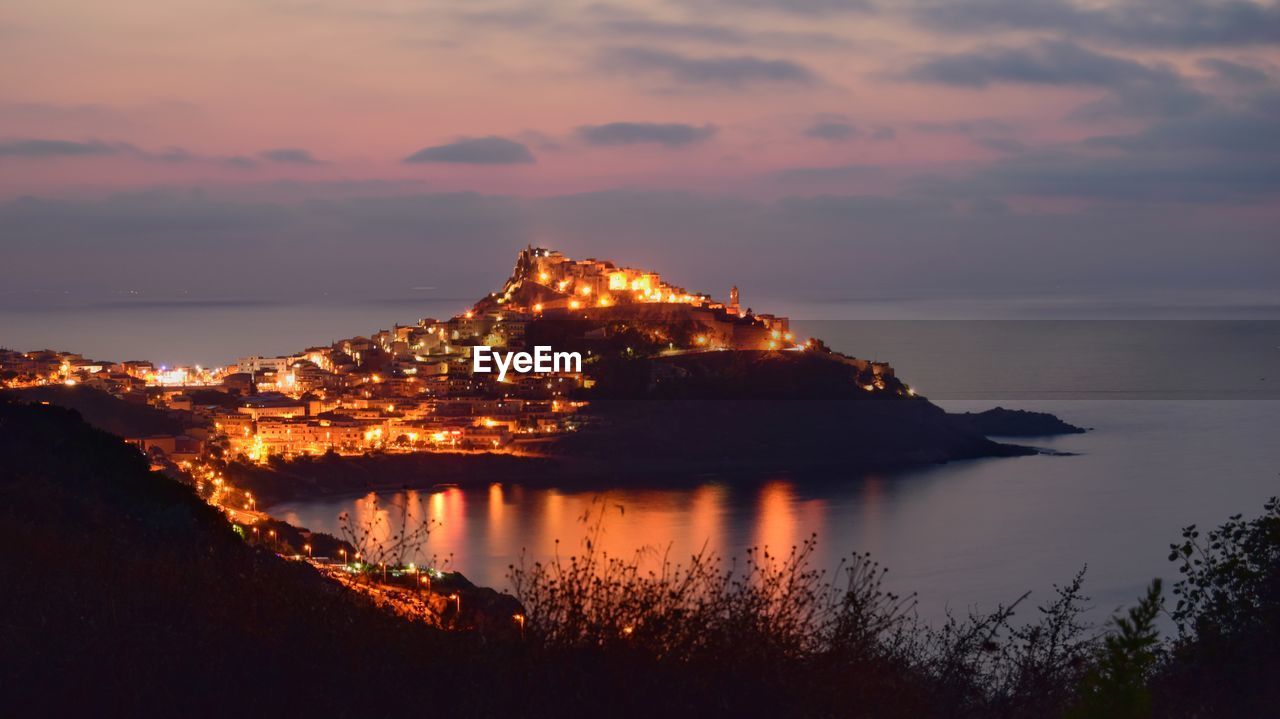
755, 480, 799, 555
274, 400, 1280, 625
285, 476, 890, 601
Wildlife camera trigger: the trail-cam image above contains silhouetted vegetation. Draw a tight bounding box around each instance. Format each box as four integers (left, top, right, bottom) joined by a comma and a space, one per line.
1153, 496, 1280, 716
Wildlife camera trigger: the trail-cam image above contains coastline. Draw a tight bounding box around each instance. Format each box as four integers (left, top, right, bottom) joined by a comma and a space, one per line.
227, 438, 1043, 510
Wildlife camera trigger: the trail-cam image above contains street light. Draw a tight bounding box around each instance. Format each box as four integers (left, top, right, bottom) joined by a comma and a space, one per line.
448, 593, 460, 614
513, 613, 525, 639
339, 548, 347, 565
303, 543, 312, 558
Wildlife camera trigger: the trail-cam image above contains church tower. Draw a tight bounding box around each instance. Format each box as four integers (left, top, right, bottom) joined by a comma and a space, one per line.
729, 285, 741, 316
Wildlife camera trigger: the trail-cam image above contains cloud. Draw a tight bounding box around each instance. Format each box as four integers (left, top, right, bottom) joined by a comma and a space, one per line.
771, 163, 884, 182
691, 0, 876, 16
259, 148, 323, 165
912, 118, 1017, 135
0, 138, 125, 158
596, 18, 749, 44
599, 46, 819, 89
904, 39, 1171, 88
973, 136, 1028, 154
222, 156, 259, 170
593, 17, 848, 48
3, 185, 1276, 305
403, 136, 535, 164
575, 122, 717, 147
903, 39, 1208, 118
971, 149, 1280, 203
0, 138, 263, 168
1197, 58, 1272, 85
1084, 90, 1280, 156
908, 0, 1280, 48
931, 87, 1280, 203
803, 115, 859, 141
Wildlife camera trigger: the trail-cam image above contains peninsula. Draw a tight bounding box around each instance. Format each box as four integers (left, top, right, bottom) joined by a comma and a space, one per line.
2, 247, 1083, 505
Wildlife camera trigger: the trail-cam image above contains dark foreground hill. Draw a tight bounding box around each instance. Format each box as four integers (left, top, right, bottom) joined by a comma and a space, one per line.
0, 399, 500, 715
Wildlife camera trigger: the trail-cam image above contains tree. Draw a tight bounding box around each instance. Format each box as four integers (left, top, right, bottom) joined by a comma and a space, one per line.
1069, 579, 1163, 719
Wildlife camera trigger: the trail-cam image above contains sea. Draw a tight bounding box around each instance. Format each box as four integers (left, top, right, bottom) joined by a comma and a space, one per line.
3, 293, 1278, 625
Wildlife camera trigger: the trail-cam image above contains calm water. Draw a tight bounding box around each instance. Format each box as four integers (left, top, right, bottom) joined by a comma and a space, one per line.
5, 297, 1279, 622
275, 399, 1280, 622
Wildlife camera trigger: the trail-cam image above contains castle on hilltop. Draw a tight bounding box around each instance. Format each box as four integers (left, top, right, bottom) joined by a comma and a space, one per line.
479, 246, 794, 351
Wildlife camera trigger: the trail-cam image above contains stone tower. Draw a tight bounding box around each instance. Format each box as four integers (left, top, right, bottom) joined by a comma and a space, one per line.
729, 285, 741, 315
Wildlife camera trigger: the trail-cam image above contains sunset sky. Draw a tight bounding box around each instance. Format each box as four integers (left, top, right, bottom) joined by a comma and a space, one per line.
3, 0, 1278, 307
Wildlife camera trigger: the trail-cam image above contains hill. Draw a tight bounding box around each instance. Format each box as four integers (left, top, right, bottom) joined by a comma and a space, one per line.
546, 349, 1037, 474
0, 398, 514, 715
7, 384, 185, 437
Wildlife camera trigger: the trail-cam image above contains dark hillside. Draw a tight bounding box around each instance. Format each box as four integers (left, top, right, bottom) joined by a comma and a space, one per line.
8, 384, 184, 436
0, 399, 499, 715
551, 350, 1037, 472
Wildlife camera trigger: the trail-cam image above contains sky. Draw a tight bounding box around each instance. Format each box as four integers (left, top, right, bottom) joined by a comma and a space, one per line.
1, 0, 1278, 309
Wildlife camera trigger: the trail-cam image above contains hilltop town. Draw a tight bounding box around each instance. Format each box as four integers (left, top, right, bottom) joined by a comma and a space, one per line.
1, 247, 907, 470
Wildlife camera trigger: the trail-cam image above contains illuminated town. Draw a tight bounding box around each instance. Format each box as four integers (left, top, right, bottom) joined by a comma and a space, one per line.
1, 247, 900, 473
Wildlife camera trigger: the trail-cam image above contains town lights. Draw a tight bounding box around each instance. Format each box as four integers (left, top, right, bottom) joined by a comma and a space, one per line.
538, 272, 550, 282
579, 286, 592, 296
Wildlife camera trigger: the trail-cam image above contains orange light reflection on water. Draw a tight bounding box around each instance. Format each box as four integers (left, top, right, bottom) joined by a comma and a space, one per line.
320, 479, 841, 582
